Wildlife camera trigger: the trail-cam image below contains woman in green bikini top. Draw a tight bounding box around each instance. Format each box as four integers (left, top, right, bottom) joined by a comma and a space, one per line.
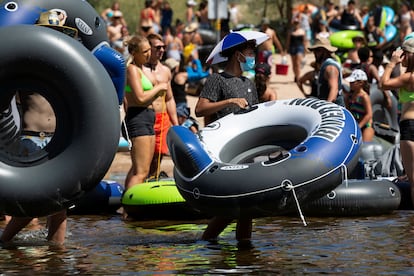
123, 35, 167, 197
124, 68, 153, 94
399, 86, 414, 103
124, 36, 167, 109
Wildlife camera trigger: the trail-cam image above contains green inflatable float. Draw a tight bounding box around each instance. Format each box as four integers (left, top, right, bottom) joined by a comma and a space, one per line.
330, 6, 396, 50
121, 178, 209, 220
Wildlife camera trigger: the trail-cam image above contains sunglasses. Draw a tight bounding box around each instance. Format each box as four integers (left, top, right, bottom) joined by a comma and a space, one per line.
154, 45, 166, 50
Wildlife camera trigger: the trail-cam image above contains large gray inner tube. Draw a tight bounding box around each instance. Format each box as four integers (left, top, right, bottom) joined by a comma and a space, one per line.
370, 85, 399, 143
0, 25, 120, 217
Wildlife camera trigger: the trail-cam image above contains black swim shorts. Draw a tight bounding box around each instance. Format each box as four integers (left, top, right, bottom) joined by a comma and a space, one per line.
124, 107, 155, 138
400, 119, 414, 141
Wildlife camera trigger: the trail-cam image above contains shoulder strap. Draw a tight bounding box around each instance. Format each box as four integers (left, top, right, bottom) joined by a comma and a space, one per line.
321, 58, 342, 85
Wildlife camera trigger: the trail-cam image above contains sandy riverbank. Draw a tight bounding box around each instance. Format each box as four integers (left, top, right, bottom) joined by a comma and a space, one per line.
104, 53, 316, 182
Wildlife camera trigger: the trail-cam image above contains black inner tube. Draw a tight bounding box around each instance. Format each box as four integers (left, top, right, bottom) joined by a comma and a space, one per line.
0, 25, 120, 217
220, 125, 307, 163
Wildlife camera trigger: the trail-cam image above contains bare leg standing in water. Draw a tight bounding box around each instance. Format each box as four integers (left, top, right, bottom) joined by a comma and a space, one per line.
1, 93, 67, 245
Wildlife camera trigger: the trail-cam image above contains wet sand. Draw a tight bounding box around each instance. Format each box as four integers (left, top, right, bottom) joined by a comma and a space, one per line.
104, 53, 315, 181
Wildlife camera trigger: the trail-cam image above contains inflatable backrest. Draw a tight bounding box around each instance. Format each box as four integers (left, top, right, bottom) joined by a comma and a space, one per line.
167, 126, 213, 179
360, 142, 384, 161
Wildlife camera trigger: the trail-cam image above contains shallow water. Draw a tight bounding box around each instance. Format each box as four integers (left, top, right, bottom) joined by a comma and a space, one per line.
1, 211, 414, 274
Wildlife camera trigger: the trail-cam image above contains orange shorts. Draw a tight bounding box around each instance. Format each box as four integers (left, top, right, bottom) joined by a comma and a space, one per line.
154, 112, 170, 154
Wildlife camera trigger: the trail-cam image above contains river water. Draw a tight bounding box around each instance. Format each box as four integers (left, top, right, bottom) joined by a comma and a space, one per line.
1, 210, 414, 274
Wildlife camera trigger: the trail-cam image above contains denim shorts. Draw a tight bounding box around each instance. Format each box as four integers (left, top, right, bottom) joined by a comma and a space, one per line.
289, 45, 305, 56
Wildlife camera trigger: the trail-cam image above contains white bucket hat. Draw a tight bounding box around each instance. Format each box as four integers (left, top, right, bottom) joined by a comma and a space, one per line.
345, 69, 368, 83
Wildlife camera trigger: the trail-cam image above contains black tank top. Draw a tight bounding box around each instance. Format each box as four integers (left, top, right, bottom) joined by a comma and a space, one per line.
290, 34, 304, 48
340, 10, 358, 27
171, 76, 187, 104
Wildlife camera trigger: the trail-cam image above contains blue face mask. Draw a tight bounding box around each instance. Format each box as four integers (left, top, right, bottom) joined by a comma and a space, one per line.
239, 53, 255, 72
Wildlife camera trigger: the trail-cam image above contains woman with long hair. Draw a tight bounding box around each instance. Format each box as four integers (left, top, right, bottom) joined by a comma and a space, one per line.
286, 16, 306, 83
381, 38, 414, 204
254, 62, 277, 102
123, 35, 167, 192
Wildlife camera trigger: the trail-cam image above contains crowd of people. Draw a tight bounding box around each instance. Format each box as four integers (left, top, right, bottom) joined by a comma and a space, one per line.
110, 0, 414, 242
2, 0, 414, 245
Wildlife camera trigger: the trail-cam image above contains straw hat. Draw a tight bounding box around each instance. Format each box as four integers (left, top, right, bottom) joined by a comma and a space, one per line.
308, 37, 337, 52
184, 22, 199, 33
37, 10, 78, 38
164, 58, 179, 71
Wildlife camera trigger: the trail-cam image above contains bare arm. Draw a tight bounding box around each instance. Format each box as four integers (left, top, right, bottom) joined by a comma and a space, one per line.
297, 70, 315, 96
272, 31, 284, 54
266, 88, 277, 101
344, 91, 350, 109
325, 65, 340, 102
164, 70, 179, 126
369, 64, 381, 85
381, 48, 404, 90
369, 64, 392, 109
195, 97, 248, 117
355, 11, 363, 29
285, 31, 291, 54
127, 65, 167, 105
359, 93, 373, 128
376, 29, 387, 49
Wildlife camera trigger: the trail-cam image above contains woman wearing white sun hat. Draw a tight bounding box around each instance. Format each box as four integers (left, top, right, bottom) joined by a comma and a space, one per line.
344, 69, 374, 142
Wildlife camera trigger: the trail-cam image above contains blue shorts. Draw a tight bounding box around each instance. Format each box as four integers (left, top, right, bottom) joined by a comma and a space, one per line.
124, 107, 155, 138
19, 132, 53, 156
289, 45, 305, 56
176, 102, 190, 118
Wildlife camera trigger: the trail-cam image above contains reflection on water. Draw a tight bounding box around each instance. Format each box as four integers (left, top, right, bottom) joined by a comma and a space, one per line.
2, 212, 414, 274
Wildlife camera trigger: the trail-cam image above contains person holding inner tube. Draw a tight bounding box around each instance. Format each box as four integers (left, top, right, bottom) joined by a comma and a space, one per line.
381, 37, 414, 207
143, 33, 178, 179
1, 91, 67, 245
123, 35, 167, 193
0, 9, 82, 245
195, 38, 259, 242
